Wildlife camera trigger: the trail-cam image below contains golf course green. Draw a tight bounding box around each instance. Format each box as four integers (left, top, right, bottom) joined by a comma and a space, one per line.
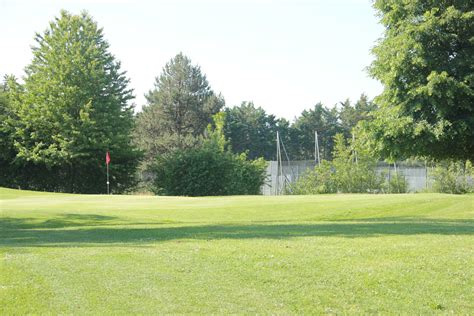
1, 188, 473, 313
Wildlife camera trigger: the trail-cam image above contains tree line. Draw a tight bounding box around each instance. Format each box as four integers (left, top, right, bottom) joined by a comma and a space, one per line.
1, 1, 472, 195
221, 96, 375, 162
0, 10, 373, 194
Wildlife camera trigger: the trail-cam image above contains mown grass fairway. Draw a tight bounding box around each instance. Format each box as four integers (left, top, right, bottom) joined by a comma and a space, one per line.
1, 188, 473, 314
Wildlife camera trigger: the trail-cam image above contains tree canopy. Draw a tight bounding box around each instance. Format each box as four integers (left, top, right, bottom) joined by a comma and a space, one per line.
223, 102, 287, 160
4, 10, 140, 193
4, 5, 470, 195
339, 94, 376, 138
368, 1, 474, 160
134, 53, 224, 165
222, 98, 376, 161
290, 103, 341, 160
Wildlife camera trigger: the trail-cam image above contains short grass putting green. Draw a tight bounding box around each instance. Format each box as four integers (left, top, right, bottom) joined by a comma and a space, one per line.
1, 188, 473, 314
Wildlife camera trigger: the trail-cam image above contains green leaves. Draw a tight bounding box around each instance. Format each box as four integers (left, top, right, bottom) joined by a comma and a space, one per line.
291, 103, 341, 160
289, 133, 385, 194
134, 53, 224, 170
152, 138, 267, 196
146, 53, 224, 140
223, 102, 283, 160
4, 10, 140, 193
431, 160, 474, 194
223, 95, 376, 162
368, 1, 474, 160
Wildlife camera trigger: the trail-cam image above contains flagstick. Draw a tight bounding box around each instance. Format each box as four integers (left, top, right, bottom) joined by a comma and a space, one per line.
106, 162, 110, 195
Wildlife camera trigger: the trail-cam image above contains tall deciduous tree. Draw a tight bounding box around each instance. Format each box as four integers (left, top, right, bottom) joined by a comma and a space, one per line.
368, 1, 474, 160
135, 53, 224, 164
0, 77, 12, 162
0, 76, 16, 186
9, 10, 140, 193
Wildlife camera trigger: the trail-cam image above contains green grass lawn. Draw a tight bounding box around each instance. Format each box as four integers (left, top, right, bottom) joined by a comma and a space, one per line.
1, 188, 473, 314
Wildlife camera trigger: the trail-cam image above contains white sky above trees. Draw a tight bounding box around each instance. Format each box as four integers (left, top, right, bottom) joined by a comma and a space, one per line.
0, 0, 384, 120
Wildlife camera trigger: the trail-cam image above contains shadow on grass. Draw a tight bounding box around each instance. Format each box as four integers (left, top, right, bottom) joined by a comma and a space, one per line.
0, 214, 122, 229
0, 214, 182, 230
0, 215, 473, 247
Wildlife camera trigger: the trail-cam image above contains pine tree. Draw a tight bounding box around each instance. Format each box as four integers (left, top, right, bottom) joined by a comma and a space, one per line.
134, 53, 224, 164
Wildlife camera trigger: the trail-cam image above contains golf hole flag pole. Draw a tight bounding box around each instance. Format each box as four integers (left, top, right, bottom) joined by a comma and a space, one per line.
106, 151, 111, 194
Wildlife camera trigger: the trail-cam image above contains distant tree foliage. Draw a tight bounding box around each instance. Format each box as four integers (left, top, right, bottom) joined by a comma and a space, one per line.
289, 103, 342, 160
288, 134, 385, 194
222, 96, 377, 162
3, 10, 140, 193
135, 53, 225, 165
368, 1, 474, 160
339, 94, 376, 138
223, 102, 289, 160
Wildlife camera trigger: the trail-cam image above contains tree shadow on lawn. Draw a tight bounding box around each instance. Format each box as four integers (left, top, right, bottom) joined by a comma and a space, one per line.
0, 214, 121, 229
0, 213, 183, 230
1, 215, 473, 247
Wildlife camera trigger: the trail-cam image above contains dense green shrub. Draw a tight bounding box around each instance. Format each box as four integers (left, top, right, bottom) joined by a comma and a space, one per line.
385, 171, 409, 193
289, 134, 385, 194
431, 160, 473, 194
152, 143, 266, 196
331, 134, 384, 193
152, 114, 267, 196
287, 161, 336, 194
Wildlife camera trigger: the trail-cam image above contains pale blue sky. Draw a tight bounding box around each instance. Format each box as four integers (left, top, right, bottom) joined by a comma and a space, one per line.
1, 0, 384, 119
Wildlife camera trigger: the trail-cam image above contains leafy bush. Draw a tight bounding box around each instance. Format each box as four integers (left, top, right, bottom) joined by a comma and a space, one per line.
431, 160, 473, 194
331, 134, 384, 193
289, 134, 385, 194
151, 113, 267, 196
386, 171, 409, 193
287, 161, 336, 194
152, 143, 266, 196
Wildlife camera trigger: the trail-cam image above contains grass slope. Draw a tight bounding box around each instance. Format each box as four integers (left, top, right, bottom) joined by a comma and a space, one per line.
1, 188, 473, 314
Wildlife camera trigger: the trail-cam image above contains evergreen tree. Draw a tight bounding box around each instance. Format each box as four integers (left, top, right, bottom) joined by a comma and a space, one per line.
339, 94, 376, 138
141, 53, 224, 147
134, 53, 224, 167
224, 102, 288, 160
291, 103, 342, 160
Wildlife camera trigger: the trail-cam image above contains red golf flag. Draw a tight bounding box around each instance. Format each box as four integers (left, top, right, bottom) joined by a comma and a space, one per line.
106, 151, 111, 165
